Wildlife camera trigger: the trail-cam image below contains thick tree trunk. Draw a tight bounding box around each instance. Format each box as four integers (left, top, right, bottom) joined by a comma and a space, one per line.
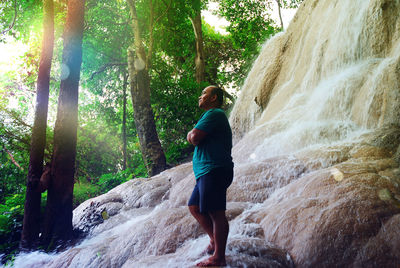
20, 0, 54, 250
190, 2, 205, 84
127, 0, 166, 176
127, 49, 166, 176
42, 0, 85, 248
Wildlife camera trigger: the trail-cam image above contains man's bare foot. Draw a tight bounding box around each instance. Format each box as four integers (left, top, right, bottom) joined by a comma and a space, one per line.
205, 242, 215, 255
196, 257, 226, 267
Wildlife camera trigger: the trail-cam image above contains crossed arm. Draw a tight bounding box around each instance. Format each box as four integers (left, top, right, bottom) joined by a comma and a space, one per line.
187, 128, 208, 146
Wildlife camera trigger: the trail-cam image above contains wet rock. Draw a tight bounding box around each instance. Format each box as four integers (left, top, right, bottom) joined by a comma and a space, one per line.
90, 207, 153, 236
350, 144, 393, 159
46, 248, 83, 268
168, 172, 195, 207
228, 158, 307, 203
378, 168, 400, 186
121, 237, 294, 268
59, 206, 203, 267
73, 174, 171, 234
227, 238, 294, 268
162, 162, 193, 185
354, 214, 400, 267
73, 193, 124, 233
357, 127, 400, 152
294, 145, 352, 170
230, 212, 265, 239
110, 176, 170, 208
248, 165, 400, 267
226, 202, 252, 221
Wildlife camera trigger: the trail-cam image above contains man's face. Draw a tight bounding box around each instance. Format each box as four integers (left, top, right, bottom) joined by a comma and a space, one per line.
198, 87, 215, 109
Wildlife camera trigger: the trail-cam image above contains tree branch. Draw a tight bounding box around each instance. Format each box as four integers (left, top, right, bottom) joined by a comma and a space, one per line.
275, 0, 284, 29
147, 0, 172, 68
1, 0, 17, 35
153, 0, 172, 29
7, 109, 33, 129
222, 88, 235, 103
2, 146, 24, 171
89, 62, 127, 80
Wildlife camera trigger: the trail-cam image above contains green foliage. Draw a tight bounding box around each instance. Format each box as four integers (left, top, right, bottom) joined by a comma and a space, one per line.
150, 59, 203, 164
0, 192, 24, 236
0, 191, 25, 263
164, 140, 193, 164
73, 167, 146, 209
151, 1, 195, 70
96, 168, 134, 194
73, 181, 100, 208
0, 0, 42, 42
80, 0, 207, 170
0, 125, 29, 203
0, 190, 47, 264
129, 152, 148, 178
279, 0, 303, 9
217, 0, 279, 85
76, 121, 121, 178
82, 0, 130, 88
201, 22, 240, 87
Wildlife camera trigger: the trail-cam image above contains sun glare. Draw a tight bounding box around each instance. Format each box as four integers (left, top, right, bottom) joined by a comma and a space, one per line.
202, 1, 297, 34
0, 38, 28, 73
0, 38, 30, 112
203, 2, 230, 35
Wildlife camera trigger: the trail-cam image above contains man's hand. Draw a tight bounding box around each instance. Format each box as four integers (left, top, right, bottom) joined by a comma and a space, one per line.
187, 128, 208, 146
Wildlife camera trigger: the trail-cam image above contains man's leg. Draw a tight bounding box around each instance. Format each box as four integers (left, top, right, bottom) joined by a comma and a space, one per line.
193, 167, 232, 266
209, 210, 229, 261
188, 205, 215, 253
195, 210, 228, 266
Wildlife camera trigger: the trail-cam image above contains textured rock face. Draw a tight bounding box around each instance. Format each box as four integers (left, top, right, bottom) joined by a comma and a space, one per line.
14, 0, 400, 267
248, 163, 400, 267
72, 163, 193, 235
226, 127, 400, 267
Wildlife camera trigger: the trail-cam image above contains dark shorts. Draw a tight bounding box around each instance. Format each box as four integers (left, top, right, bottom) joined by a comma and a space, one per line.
188, 166, 233, 214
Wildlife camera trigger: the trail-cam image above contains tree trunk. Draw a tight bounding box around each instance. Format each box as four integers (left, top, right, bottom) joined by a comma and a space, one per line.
126, 0, 166, 176
276, 0, 284, 29
20, 0, 54, 250
189, 4, 205, 84
147, 0, 154, 69
42, 0, 85, 248
122, 73, 128, 171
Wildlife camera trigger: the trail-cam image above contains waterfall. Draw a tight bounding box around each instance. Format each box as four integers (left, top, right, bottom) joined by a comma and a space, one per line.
13, 0, 400, 267
231, 0, 400, 160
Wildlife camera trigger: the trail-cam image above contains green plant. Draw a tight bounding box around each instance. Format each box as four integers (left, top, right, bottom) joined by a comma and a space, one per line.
0, 190, 25, 264
165, 140, 193, 164
0, 192, 25, 236
73, 181, 101, 208
96, 168, 134, 194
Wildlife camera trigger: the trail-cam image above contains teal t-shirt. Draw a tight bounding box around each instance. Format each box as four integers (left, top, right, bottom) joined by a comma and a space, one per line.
193, 108, 233, 179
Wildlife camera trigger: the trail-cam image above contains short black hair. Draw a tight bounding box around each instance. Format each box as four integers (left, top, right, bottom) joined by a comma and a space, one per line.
210, 86, 224, 107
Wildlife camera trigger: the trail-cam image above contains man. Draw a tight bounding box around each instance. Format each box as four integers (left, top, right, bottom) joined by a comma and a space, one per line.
187, 85, 234, 267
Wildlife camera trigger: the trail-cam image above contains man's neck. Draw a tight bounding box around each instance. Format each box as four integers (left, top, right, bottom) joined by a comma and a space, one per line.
203, 105, 220, 111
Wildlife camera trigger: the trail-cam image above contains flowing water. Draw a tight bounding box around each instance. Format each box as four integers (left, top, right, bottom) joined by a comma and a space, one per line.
12, 0, 400, 267
231, 0, 400, 157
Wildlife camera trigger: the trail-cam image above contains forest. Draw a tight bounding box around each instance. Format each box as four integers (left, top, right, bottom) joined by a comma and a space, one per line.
0, 0, 301, 264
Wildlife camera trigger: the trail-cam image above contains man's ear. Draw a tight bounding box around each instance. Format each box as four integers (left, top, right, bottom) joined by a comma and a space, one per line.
210, 94, 217, 103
